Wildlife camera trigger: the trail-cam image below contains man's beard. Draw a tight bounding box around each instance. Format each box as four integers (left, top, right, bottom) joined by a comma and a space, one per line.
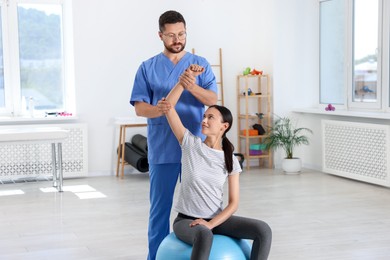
164, 42, 186, 54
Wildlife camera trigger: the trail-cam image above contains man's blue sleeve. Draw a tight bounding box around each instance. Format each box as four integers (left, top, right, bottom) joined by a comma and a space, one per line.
130, 64, 152, 106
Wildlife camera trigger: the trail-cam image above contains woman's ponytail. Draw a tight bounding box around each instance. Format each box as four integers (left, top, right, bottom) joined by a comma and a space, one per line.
222, 136, 234, 173
208, 105, 235, 173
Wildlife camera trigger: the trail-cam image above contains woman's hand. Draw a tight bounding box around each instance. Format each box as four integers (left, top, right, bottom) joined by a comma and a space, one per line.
190, 218, 213, 230
189, 64, 204, 76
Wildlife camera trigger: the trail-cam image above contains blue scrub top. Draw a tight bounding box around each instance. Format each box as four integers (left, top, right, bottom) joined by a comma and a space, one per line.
130, 52, 217, 164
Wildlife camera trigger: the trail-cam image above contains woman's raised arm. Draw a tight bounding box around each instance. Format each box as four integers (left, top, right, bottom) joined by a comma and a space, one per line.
165, 65, 204, 144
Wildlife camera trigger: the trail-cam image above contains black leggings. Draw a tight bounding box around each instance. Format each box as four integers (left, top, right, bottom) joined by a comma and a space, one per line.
173, 213, 272, 260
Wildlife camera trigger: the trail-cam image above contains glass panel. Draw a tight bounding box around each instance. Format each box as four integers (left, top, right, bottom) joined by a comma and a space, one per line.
0, 7, 5, 108
353, 0, 378, 103
18, 4, 64, 111
320, 0, 345, 105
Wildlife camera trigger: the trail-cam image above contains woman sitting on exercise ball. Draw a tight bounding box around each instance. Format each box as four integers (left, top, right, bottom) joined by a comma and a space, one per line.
159, 64, 272, 260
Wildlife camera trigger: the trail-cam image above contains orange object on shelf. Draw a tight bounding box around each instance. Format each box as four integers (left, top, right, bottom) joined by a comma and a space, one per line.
241, 129, 258, 136
250, 69, 263, 75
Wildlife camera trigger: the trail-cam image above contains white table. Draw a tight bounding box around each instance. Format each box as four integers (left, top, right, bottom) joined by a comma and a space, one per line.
0, 126, 70, 191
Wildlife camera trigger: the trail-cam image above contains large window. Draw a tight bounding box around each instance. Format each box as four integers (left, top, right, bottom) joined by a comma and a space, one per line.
320, 0, 388, 111
351, 0, 379, 107
0, 0, 74, 117
320, 0, 345, 105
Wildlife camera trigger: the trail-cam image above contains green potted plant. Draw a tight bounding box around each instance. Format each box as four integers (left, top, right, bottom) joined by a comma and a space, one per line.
263, 116, 313, 173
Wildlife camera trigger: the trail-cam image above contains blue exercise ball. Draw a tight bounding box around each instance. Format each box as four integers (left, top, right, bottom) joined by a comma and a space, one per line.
156, 232, 251, 260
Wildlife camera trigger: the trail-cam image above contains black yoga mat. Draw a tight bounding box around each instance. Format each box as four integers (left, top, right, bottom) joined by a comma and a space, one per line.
131, 134, 148, 154
124, 142, 149, 172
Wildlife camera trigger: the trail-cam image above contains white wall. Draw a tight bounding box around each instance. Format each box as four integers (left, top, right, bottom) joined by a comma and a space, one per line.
72, 0, 275, 174
272, 0, 320, 169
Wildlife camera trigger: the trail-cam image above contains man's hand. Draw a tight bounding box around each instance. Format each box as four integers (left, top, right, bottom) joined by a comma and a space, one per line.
157, 97, 171, 115
179, 64, 205, 90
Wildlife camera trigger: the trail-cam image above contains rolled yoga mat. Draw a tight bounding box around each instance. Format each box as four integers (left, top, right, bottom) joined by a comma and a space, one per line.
131, 134, 148, 154
124, 142, 149, 172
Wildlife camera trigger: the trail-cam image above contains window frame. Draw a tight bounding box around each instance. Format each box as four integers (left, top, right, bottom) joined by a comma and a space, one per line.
0, 0, 75, 118
319, 0, 348, 111
319, 0, 389, 112
347, 0, 382, 110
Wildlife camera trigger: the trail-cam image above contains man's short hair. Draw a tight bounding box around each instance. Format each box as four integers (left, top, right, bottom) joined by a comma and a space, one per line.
159, 10, 186, 32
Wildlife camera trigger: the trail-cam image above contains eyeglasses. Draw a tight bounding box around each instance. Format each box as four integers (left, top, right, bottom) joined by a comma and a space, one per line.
162, 32, 187, 41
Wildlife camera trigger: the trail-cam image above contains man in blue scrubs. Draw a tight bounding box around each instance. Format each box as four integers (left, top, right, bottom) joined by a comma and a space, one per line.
130, 10, 217, 260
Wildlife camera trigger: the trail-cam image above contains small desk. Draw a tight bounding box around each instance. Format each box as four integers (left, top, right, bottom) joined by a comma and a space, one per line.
0, 126, 69, 192
115, 118, 147, 178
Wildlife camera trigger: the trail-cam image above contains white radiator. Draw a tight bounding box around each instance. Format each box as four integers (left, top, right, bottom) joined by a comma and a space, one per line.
322, 120, 390, 187
0, 123, 88, 180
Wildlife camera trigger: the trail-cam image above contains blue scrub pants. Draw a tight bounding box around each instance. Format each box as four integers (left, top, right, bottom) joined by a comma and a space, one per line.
147, 163, 181, 260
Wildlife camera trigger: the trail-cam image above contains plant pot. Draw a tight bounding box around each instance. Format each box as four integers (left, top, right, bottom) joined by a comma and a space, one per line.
282, 158, 301, 174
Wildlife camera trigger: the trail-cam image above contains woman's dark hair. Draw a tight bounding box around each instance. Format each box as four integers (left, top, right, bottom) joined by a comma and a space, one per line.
159, 10, 186, 32
209, 105, 235, 173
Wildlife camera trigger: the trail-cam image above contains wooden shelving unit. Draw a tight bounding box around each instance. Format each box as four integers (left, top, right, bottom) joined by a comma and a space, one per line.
237, 74, 273, 170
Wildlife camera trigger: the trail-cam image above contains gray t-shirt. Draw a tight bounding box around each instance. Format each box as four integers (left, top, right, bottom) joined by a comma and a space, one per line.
174, 129, 242, 219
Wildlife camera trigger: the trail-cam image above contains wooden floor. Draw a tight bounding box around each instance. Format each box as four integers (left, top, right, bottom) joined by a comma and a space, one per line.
1, 168, 390, 260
